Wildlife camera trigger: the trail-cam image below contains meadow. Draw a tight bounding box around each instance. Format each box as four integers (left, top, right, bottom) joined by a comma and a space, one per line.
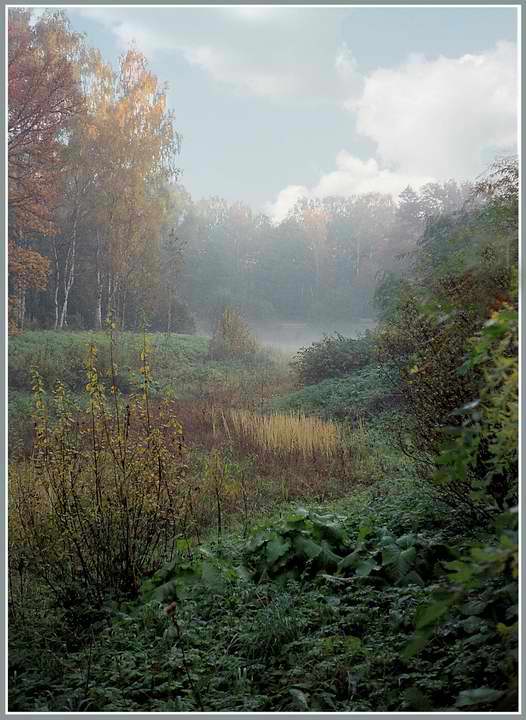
8, 307, 518, 712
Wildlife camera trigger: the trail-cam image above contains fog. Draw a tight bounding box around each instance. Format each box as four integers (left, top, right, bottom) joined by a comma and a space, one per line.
253, 319, 376, 355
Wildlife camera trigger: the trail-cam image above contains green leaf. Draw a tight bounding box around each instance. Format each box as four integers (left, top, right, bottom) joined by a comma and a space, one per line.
460, 600, 488, 616
266, 537, 291, 566
343, 635, 363, 655
414, 599, 451, 629
293, 535, 322, 560
399, 569, 425, 587
288, 688, 309, 710
358, 526, 373, 541
355, 559, 377, 577
338, 549, 362, 571
401, 627, 435, 659
397, 533, 417, 549
201, 561, 225, 591
455, 687, 505, 707
399, 546, 417, 572
403, 687, 433, 711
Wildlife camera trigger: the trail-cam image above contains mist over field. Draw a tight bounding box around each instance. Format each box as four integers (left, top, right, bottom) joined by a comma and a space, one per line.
7, 5, 519, 715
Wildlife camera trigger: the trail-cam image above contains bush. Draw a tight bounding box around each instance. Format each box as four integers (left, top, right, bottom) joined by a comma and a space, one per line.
434, 301, 518, 516
272, 366, 397, 420
9, 336, 188, 610
292, 332, 373, 386
208, 307, 258, 361
404, 508, 518, 711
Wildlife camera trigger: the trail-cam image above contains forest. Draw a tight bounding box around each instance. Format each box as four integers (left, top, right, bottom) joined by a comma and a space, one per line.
7, 8, 519, 714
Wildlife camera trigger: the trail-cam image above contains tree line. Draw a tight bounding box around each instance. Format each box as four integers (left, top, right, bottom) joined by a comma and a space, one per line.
7, 8, 488, 334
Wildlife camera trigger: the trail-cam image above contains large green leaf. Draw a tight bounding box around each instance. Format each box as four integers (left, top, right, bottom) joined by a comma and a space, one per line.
293, 534, 322, 560
455, 687, 505, 707
266, 537, 291, 566
355, 559, 377, 577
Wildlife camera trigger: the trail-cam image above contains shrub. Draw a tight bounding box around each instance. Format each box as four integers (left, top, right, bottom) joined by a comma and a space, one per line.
434, 301, 518, 516
9, 335, 188, 610
208, 307, 258, 361
272, 366, 397, 420
404, 508, 518, 711
292, 332, 373, 386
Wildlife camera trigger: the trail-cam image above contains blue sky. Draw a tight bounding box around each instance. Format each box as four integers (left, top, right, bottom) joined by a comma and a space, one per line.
58, 5, 518, 220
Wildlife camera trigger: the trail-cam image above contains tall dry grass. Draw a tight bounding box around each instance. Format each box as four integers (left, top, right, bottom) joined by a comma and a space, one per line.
227, 409, 342, 461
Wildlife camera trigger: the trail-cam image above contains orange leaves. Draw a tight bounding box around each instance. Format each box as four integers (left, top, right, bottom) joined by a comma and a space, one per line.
8, 9, 83, 237
8, 241, 50, 291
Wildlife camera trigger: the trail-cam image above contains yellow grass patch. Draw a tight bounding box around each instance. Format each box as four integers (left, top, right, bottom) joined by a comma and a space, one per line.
226, 408, 343, 461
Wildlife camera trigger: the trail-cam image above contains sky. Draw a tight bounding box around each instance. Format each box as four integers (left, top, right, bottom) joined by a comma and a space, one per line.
51, 5, 518, 221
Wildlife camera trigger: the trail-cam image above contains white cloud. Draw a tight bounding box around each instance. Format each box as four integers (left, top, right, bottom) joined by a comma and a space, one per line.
350, 41, 517, 179
181, 45, 300, 97
265, 152, 433, 222
264, 185, 310, 224
267, 41, 517, 222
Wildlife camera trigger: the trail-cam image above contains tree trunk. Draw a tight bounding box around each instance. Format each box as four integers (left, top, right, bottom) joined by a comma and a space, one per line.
16, 284, 26, 329
53, 240, 60, 330
120, 282, 128, 330
58, 213, 78, 329
95, 229, 103, 330
167, 286, 172, 333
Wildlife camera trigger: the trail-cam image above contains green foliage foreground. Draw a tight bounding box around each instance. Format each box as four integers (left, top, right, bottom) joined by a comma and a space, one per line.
9, 487, 517, 712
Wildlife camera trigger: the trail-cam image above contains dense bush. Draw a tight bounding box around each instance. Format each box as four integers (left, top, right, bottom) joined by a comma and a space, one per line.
434, 301, 518, 515
374, 163, 517, 490
169, 299, 196, 334
292, 332, 373, 385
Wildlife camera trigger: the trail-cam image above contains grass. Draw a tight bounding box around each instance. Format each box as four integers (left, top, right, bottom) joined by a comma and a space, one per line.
8, 330, 293, 453
8, 330, 209, 394
228, 409, 342, 461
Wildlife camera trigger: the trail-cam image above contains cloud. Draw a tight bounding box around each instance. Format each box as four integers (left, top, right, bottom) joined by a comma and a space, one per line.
68, 7, 355, 102
181, 45, 300, 98
351, 41, 517, 179
266, 41, 517, 222
265, 152, 433, 222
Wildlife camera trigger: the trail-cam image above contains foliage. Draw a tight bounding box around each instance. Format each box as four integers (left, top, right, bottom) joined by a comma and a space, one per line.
9, 487, 515, 712
374, 160, 517, 500
208, 307, 259, 361
272, 365, 397, 420
8, 8, 84, 330
243, 507, 349, 582
292, 332, 373, 385
434, 301, 518, 514
9, 334, 187, 609
404, 508, 518, 710
242, 506, 456, 589
167, 299, 196, 334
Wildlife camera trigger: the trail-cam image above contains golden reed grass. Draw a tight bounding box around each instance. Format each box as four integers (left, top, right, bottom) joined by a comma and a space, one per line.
225, 408, 342, 461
